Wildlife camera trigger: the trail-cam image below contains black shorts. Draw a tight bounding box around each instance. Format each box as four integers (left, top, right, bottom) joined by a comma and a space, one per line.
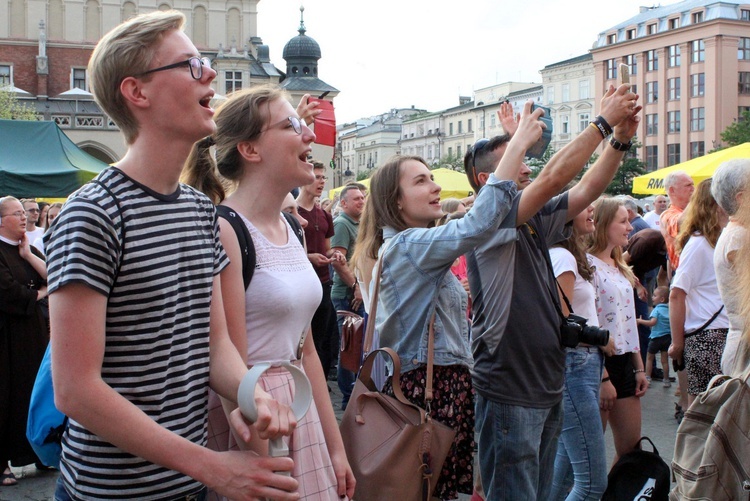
605, 353, 637, 399
647, 335, 671, 354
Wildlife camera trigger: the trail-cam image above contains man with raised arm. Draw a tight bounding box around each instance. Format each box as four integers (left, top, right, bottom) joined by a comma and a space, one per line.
464, 86, 641, 500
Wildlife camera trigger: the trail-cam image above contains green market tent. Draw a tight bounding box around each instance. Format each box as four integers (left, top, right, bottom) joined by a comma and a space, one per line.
0, 119, 109, 197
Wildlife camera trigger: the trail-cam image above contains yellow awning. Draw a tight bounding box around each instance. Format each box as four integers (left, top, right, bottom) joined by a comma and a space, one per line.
632, 143, 750, 195
329, 167, 474, 201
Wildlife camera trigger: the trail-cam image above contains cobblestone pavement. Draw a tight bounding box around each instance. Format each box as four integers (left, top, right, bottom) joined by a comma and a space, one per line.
2, 377, 681, 500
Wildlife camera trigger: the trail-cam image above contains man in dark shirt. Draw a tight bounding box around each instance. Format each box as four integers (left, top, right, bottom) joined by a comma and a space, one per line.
297, 161, 345, 379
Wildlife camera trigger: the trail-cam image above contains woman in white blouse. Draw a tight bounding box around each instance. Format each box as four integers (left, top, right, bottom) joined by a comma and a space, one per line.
587, 197, 648, 464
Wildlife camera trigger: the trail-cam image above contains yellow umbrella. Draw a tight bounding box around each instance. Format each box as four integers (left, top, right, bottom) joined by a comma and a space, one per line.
632, 143, 750, 195
328, 167, 474, 200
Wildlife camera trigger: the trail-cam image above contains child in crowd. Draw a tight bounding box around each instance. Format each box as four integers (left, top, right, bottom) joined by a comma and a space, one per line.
637, 286, 672, 387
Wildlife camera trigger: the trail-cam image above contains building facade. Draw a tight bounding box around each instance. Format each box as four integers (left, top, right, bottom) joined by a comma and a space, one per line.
591, 0, 750, 171
540, 54, 596, 153
1, 0, 335, 166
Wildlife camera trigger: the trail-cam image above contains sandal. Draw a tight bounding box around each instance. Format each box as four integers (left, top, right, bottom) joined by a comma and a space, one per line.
674, 402, 685, 423
1, 469, 18, 487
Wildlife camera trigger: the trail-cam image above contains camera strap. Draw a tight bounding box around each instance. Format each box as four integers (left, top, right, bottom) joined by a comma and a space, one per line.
525, 221, 574, 322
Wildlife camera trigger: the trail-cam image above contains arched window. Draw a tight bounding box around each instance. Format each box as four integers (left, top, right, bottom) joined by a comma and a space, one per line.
291, 66, 298, 74
122, 1, 137, 22
303, 67, 310, 75
48, 0, 64, 40
158, 3, 171, 11
226, 8, 241, 47
10, 0, 26, 37
85, 0, 101, 41
193, 6, 207, 47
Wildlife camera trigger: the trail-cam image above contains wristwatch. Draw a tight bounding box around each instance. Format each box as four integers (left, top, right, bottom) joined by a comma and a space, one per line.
609, 136, 632, 151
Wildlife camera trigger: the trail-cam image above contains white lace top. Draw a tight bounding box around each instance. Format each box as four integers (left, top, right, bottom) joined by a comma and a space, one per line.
589, 254, 639, 355
241, 214, 322, 365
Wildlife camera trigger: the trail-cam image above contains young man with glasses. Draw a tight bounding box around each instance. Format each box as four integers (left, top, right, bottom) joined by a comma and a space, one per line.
296, 161, 346, 381
44, 11, 298, 501
20, 199, 44, 246
464, 86, 641, 500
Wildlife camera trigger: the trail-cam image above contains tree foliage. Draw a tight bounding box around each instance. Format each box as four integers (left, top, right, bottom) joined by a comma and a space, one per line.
0, 89, 37, 121
437, 152, 464, 172
607, 137, 647, 196
720, 110, 750, 147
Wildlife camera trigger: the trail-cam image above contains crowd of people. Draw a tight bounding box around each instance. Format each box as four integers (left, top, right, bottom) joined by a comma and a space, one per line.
2, 8, 750, 501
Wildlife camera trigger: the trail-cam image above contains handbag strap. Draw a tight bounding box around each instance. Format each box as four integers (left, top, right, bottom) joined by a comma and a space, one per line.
362, 248, 438, 407
684, 305, 725, 337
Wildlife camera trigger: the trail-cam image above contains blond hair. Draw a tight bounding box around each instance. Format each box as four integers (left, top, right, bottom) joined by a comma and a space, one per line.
89, 10, 185, 145
586, 197, 636, 285
181, 85, 288, 203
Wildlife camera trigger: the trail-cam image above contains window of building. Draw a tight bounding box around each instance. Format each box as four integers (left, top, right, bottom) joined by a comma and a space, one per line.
562, 83, 570, 102
578, 113, 590, 133
691, 73, 705, 96
690, 107, 705, 131
690, 141, 705, 158
561, 115, 569, 134
740, 73, 750, 94
467, 119, 473, 132
646, 114, 658, 136
72, 68, 87, 90
740, 106, 750, 118
646, 50, 658, 71
692, 11, 703, 24
225, 71, 242, 94
490, 114, 496, 127
742, 9, 750, 21
457, 145, 462, 157
691, 39, 705, 62
646, 145, 659, 170
547, 86, 554, 104
648, 23, 657, 35
631, 84, 638, 95
0, 65, 11, 86
669, 17, 680, 29
668, 111, 681, 133
668, 77, 681, 100
740, 38, 750, 60
668, 144, 681, 166
625, 54, 638, 76
608, 33, 617, 44
448, 147, 453, 157
668, 45, 681, 67
458, 121, 463, 134
606, 59, 617, 80
627, 29, 636, 40
449, 123, 454, 135
579, 79, 590, 99
646, 81, 658, 103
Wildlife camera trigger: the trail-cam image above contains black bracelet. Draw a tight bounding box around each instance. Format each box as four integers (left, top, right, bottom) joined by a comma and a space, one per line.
609, 136, 633, 151
601, 376, 611, 383
589, 115, 613, 139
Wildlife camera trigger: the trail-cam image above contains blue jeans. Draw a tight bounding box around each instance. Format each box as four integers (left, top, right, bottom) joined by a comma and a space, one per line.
549, 347, 608, 501
475, 394, 563, 500
332, 297, 365, 410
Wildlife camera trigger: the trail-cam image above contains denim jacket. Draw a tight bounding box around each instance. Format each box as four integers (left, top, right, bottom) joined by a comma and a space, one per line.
375, 175, 517, 373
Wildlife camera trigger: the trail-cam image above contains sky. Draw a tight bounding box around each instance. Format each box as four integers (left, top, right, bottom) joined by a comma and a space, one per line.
256, 0, 675, 124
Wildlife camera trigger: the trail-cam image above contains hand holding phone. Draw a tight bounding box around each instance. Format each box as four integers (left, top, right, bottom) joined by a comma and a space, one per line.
619, 63, 630, 85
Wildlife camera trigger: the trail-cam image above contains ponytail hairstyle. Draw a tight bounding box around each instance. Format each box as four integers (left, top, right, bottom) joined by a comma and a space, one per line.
586, 197, 636, 286
351, 155, 428, 274
181, 85, 289, 202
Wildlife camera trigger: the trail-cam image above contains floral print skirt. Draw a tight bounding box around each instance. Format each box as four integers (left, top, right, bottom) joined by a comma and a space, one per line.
382, 364, 474, 500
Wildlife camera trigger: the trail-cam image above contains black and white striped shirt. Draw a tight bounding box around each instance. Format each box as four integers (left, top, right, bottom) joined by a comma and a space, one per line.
46, 168, 228, 500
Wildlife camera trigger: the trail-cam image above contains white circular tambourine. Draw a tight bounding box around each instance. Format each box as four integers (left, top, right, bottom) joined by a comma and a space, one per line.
237, 362, 313, 462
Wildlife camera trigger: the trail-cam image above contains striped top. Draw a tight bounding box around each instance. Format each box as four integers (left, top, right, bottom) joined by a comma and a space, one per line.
45, 168, 228, 500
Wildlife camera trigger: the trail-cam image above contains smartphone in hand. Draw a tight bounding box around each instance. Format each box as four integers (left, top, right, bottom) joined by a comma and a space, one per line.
619, 63, 630, 85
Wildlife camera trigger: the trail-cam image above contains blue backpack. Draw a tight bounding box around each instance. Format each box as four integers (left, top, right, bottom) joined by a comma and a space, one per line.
26, 345, 67, 467
26, 178, 125, 467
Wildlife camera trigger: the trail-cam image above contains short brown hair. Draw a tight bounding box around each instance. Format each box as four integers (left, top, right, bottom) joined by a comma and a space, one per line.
89, 10, 185, 145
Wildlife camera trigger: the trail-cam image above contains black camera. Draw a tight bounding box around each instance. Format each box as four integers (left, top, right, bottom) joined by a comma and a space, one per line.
560, 314, 610, 348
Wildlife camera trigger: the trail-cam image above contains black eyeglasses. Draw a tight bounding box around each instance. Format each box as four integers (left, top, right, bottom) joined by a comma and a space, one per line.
468, 138, 490, 187
262, 116, 303, 135
135, 56, 212, 80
